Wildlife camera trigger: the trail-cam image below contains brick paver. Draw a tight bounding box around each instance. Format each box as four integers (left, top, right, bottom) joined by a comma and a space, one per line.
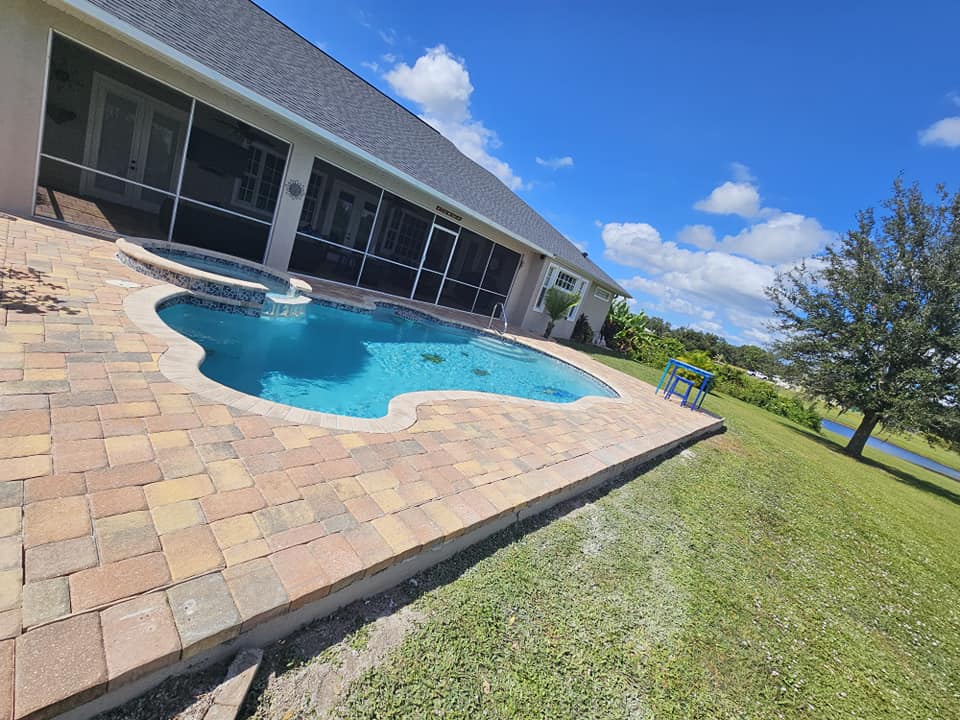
0, 216, 722, 718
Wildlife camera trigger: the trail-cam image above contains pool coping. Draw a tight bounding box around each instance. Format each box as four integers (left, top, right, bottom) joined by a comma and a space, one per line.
125, 283, 636, 433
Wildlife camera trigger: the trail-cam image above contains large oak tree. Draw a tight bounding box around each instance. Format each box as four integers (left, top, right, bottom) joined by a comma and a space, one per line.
767, 179, 960, 458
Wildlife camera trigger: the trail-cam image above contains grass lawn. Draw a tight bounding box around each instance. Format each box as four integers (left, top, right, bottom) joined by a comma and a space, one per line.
333, 350, 960, 719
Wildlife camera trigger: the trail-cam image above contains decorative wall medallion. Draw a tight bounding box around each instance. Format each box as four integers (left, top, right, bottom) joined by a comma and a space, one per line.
286, 179, 305, 199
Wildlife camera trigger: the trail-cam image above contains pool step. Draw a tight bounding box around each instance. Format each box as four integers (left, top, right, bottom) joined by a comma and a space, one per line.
472, 335, 534, 361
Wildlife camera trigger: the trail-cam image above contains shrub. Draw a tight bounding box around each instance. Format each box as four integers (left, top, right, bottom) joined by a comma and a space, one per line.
571, 314, 594, 344
637, 335, 686, 368
714, 364, 821, 430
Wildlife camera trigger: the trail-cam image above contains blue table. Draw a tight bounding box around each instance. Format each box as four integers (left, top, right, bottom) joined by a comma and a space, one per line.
655, 358, 715, 410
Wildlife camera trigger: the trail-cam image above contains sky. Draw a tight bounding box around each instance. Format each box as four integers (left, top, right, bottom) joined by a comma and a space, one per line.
257, 0, 959, 346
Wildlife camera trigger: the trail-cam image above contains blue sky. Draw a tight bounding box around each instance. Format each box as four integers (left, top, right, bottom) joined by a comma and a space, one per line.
257, 0, 959, 346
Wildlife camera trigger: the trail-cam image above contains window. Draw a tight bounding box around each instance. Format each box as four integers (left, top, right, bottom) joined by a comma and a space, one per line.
36, 35, 294, 262
179, 102, 289, 224
369, 193, 433, 267
285, 162, 518, 314
296, 157, 381, 252
594, 287, 612, 302
35, 35, 191, 238
234, 143, 285, 213
535, 263, 588, 320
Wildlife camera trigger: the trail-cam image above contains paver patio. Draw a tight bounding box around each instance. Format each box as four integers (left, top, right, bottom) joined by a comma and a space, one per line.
0, 215, 721, 719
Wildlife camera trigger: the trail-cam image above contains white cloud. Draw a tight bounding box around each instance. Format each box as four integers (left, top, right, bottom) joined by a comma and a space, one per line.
603, 222, 776, 316
598, 165, 833, 341
385, 45, 473, 121
918, 117, 960, 148
948, 91, 960, 107
690, 319, 724, 335
360, 61, 380, 73
382, 53, 398, 64
379, 28, 397, 45
730, 161, 756, 183
536, 156, 574, 169
384, 46, 527, 191
694, 180, 761, 218
718, 211, 833, 264
619, 275, 716, 322
677, 224, 716, 250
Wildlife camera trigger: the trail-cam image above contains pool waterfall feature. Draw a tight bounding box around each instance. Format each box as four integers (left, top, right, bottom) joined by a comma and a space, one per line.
116, 238, 312, 316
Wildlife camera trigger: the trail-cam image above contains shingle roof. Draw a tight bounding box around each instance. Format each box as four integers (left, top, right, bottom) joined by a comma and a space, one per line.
78, 0, 627, 294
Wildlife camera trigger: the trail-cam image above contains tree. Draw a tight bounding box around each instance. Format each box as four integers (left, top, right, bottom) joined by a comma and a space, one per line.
767, 179, 960, 458
542, 287, 581, 339
601, 298, 649, 356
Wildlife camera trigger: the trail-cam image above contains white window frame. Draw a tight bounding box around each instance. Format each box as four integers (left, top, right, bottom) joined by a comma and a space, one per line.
232, 139, 286, 214
534, 263, 588, 320
594, 287, 612, 302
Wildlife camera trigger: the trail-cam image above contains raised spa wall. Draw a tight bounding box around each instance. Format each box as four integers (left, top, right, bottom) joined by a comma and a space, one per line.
117, 239, 312, 311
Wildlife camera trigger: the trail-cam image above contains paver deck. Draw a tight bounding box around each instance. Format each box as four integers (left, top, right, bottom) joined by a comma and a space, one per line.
0, 215, 722, 719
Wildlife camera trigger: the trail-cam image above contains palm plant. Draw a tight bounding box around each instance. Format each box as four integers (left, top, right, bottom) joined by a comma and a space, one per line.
542, 287, 581, 339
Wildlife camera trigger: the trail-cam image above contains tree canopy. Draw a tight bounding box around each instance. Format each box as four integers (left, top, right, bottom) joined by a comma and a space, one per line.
767, 179, 960, 457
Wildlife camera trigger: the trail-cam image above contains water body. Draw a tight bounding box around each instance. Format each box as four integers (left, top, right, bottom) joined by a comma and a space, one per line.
160, 300, 616, 418
820, 419, 960, 481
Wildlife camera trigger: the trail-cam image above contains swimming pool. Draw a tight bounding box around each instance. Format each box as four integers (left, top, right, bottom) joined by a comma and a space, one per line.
159, 300, 618, 418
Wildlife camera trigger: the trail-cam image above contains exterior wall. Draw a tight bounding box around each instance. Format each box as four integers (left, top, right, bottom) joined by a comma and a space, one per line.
576, 287, 614, 342
0, 0, 612, 336
0, 0, 51, 215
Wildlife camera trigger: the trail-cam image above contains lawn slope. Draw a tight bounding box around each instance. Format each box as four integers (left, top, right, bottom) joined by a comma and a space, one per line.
337, 353, 960, 719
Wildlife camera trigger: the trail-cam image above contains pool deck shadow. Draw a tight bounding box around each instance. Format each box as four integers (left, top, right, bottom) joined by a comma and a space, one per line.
0, 215, 723, 720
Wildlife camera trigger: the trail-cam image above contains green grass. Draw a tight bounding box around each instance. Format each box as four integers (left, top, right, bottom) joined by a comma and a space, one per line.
339, 351, 960, 719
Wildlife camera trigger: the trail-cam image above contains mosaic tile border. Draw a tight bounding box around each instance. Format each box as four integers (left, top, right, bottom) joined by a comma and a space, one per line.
116, 239, 312, 310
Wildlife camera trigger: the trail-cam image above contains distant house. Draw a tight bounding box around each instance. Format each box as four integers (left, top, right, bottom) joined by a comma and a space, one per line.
0, 0, 627, 339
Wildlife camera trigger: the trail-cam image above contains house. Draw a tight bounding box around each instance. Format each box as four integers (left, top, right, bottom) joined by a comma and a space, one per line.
0, 0, 628, 339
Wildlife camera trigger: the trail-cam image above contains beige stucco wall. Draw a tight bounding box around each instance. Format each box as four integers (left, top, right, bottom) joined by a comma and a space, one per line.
0, 0, 52, 216
512, 258, 615, 341
0, 0, 608, 337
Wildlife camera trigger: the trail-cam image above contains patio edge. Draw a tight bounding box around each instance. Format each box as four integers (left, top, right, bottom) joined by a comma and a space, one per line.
49, 419, 724, 720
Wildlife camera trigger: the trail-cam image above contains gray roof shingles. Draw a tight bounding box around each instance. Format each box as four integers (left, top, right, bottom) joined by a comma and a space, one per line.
80, 0, 626, 293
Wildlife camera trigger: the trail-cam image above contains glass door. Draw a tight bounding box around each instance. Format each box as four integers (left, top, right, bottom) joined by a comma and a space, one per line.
324, 181, 380, 251
81, 73, 187, 210
412, 223, 458, 302
81, 81, 140, 202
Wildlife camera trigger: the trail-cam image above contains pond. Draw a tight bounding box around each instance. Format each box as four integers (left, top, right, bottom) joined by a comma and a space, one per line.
820, 419, 960, 481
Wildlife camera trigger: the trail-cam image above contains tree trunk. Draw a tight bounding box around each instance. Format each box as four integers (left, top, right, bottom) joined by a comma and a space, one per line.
543, 320, 555, 339
845, 410, 880, 458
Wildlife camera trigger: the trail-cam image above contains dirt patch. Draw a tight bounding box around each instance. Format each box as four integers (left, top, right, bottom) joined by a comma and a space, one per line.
95, 587, 424, 720
702, 430, 746, 456
243, 592, 424, 719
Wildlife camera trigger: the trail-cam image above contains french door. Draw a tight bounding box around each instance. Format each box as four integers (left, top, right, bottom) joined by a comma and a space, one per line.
81, 72, 188, 209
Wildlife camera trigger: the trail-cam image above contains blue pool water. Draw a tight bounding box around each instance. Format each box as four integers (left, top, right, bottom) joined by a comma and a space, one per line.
159, 301, 617, 418
821, 419, 960, 481
154, 248, 287, 292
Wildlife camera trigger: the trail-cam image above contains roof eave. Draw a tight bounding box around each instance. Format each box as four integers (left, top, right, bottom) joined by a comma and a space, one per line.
45, 0, 564, 259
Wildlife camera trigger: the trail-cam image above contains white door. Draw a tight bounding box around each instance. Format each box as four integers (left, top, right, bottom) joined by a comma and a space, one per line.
81, 73, 188, 209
